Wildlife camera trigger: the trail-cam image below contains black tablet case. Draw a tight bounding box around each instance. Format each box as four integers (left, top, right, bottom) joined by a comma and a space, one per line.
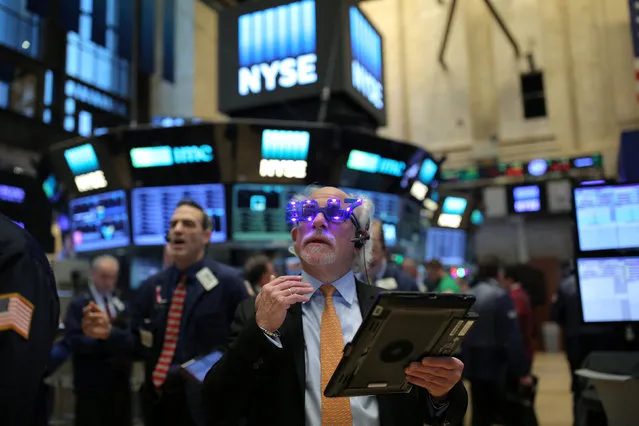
324, 292, 477, 397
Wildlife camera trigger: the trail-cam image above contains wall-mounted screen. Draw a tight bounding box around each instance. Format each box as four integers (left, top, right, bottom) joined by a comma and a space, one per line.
573, 184, 639, 252
69, 190, 131, 252
131, 184, 227, 245
231, 184, 306, 241
577, 256, 639, 323
382, 223, 397, 246
441, 196, 467, 215
425, 227, 466, 266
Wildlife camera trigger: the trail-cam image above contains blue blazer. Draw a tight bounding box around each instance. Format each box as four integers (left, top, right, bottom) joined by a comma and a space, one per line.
64, 291, 134, 393
381, 262, 420, 292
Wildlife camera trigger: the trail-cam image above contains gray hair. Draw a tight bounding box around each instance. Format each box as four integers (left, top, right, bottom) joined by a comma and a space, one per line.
91, 254, 119, 271
290, 185, 375, 271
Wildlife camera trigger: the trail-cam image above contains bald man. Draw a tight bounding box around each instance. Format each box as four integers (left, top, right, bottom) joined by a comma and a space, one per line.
64, 255, 133, 426
203, 186, 468, 426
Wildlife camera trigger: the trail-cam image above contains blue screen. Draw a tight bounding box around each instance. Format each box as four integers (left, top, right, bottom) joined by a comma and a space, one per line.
574, 184, 639, 251
261, 129, 310, 160
512, 185, 541, 213
342, 187, 402, 224
349, 6, 383, 110
425, 227, 466, 266
183, 351, 224, 383
131, 184, 227, 245
232, 184, 306, 241
346, 150, 406, 177
442, 196, 467, 215
64, 143, 100, 176
577, 257, 639, 323
418, 158, 438, 185
69, 190, 131, 252
130, 257, 163, 290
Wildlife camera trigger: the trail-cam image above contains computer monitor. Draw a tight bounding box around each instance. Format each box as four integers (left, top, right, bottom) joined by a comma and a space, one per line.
425, 227, 466, 266
576, 256, 639, 323
131, 184, 227, 245
69, 190, 131, 252
573, 183, 639, 252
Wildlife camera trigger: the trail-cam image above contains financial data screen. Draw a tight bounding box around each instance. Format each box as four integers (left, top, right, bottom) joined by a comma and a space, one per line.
131, 184, 227, 245
130, 257, 163, 290
69, 190, 131, 252
574, 185, 639, 251
425, 227, 466, 266
512, 185, 541, 213
232, 184, 305, 241
577, 257, 639, 323
342, 187, 402, 224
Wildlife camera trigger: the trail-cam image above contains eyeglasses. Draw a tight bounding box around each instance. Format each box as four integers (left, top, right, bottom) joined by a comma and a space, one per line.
286, 198, 363, 224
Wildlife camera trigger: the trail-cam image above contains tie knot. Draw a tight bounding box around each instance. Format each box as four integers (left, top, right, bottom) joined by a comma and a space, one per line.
178, 275, 188, 286
319, 284, 336, 298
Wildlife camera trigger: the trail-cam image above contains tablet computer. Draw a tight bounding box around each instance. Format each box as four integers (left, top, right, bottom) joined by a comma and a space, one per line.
181, 350, 224, 383
324, 292, 477, 398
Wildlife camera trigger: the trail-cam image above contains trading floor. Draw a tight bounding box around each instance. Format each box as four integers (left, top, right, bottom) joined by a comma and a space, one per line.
463, 352, 573, 426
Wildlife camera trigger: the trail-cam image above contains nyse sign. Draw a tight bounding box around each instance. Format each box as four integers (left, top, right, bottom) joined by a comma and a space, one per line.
350, 7, 384, 110
237, 0, 318, 96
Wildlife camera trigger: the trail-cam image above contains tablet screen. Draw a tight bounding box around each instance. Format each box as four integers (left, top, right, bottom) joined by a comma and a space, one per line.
182, 351, 223, 382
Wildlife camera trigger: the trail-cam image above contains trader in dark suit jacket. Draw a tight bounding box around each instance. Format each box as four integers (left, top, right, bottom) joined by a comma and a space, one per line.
82, 199, 249, 426
203, 187, 467, 426
358, 219, 420, 292
64, 255, 133, 426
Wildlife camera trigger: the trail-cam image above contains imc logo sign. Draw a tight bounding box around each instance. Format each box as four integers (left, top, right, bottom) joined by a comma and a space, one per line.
259, 129, 310, 179
347, 150, 405, 177
238, 0, 318, 96
129, 145, 214, 168
349, 7, 384, 110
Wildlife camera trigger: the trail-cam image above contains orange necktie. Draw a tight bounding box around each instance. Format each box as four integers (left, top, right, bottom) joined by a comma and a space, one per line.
152, 275, 187, 388
320, 284, 353, 425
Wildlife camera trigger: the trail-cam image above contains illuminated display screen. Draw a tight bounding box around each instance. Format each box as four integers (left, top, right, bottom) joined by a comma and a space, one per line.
442, 197, 467, 215
346, 149, 406, 177
69, 190, 131, 252
342, 187, 402, 224
425, 227, 466, 266
349, 6, 384, 111
0, 185, 25, 204
512, 185, 541, 213
130, 145, 214, 168
130, 257, 163, 290
232, 184, 306, 241
418, 158, 438, 185
64, 143, 100, 176
131, 184, 227, 245
577, 257, 639, 323
574, 184, 639, 251
382, 223, 397, 246
259, 129, 310, 179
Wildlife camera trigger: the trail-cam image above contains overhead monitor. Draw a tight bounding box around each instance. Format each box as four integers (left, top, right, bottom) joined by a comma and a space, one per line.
69, 190, 131, 252
130, 257, 163, 290
131, 184, 227, 245
341, 187, 402, 225
573, 183, 639, 252
508, 184, 544, 214
577, 256, 639, 323
63, 143, 108, 193
436, 196, 468, 229
382, 223, 397, 247
231, 184, 306, 241
425, 227, 467, 266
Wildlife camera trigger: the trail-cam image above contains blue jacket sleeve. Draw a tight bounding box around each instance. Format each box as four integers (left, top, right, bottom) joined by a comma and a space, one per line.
495, 292, 530, 376
64, 298, 104, 355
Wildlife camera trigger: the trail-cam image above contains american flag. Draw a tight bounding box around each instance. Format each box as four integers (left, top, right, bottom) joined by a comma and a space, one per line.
0, 294, 34, 339
629, 0, 639, 101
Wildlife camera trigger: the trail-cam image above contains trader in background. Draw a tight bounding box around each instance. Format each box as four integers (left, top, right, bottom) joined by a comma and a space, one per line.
64, 255, 133, 426
425, 260, 460, 293
203, 186, 468, 426
462, 258, 531, 426
82, 199, 249, 426
244, 254, 275, 295
0, 213, 60, 426
359, 219, 419, 291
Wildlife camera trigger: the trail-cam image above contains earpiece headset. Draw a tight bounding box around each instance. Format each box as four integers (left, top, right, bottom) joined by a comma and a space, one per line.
350, 214, 370, 250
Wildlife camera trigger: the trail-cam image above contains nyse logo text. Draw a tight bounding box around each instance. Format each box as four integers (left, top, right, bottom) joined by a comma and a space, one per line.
352, 61, 383, 109
259, 159, 307, 179
239, 54, 318, 95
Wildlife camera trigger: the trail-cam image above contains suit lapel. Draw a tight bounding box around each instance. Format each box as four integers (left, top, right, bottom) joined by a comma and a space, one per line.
281, 303, 306, 392
355, 280, 380, 317
183, 278, 206, 326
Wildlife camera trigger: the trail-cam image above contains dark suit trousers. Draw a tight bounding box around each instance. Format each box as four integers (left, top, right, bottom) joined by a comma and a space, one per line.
140, 383, 197, 426
75, 384, 131, 426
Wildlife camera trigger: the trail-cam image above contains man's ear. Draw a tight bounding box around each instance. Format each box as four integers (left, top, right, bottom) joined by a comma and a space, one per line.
291, 226, 298, 241
202, 229, 212, 244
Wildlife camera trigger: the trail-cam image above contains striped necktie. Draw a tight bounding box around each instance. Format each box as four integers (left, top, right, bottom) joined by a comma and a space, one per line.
319, 284, 353, 425
152, 275, 187, 388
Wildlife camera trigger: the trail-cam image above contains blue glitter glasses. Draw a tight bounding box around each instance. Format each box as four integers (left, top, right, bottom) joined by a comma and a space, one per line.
286, 198, 363, 224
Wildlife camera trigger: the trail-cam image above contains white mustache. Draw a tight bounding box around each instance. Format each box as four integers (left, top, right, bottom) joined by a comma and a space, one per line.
302, 232, 336, 247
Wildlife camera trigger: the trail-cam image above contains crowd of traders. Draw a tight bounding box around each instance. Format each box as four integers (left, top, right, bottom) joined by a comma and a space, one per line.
2, 186, 633, 426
